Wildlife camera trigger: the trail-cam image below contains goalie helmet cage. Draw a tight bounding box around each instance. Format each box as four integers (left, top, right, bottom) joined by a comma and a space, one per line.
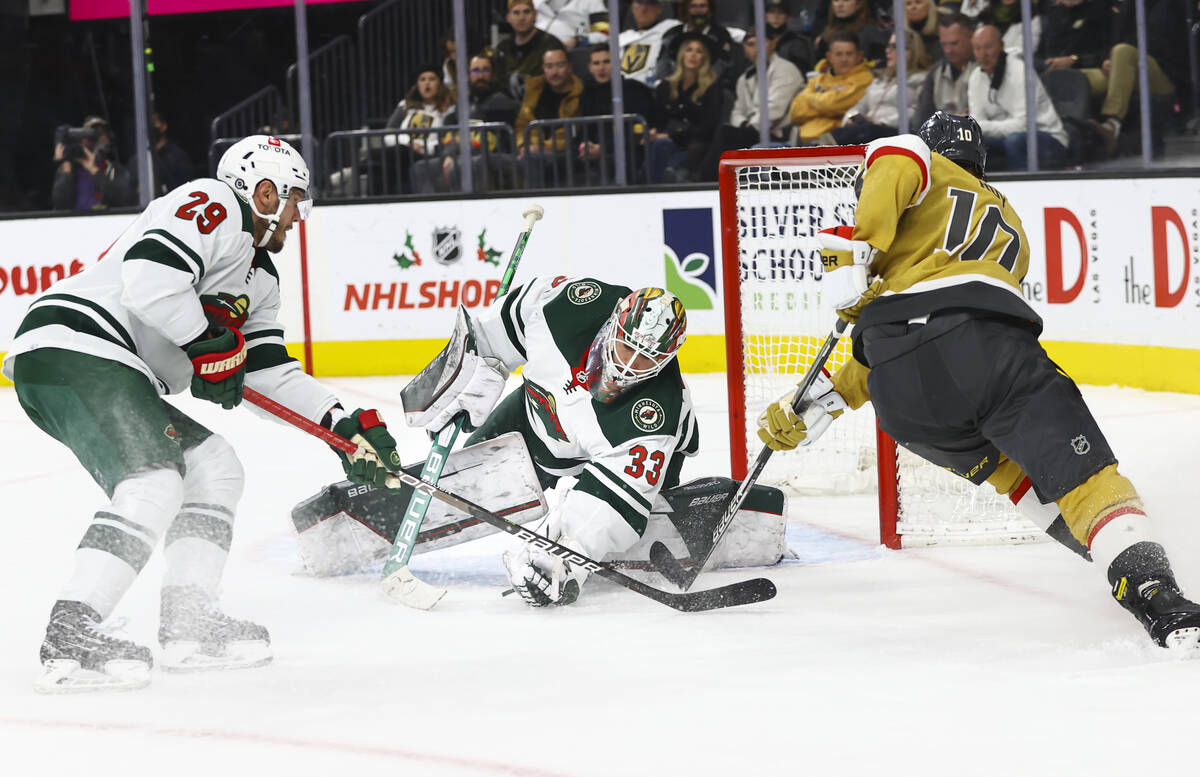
719, 145, 1045, 550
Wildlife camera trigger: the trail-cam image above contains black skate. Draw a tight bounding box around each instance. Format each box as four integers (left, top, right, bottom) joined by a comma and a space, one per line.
1109, 542, 1200, 654
158, 585, 271, 672
35, 600, 152, 693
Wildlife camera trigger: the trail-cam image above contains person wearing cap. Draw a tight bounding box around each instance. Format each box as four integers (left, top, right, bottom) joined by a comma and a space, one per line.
617, 0, 682, 86
697, 25, 806, 181
655, 0, 740, 85
370, 64, 456, 194
496, 0, 565, 99
766, 0, 818, 75
51, 116, 135, 211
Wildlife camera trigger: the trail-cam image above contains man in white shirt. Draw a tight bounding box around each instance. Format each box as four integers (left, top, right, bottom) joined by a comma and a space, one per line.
618, 0, 682, 86
966, 24, 1069, 171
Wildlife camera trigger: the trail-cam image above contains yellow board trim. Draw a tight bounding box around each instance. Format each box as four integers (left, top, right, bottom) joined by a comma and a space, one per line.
2, 338, 1198, 394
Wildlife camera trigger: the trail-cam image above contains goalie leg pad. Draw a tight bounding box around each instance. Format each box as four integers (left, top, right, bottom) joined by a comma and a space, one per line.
292, 432, 548, 575
606, 477, 788, 572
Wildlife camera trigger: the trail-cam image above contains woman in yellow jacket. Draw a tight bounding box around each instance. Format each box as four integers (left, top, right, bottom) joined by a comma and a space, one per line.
788, 30, 874, 143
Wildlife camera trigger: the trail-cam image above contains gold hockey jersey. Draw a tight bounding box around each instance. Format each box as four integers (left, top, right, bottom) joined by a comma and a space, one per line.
833, 134, 1041, 408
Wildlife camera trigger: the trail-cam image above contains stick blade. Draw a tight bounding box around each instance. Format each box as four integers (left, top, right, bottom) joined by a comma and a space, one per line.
381, 567, 447, 610
667, 577, 777, 612
648, 540, 701, 590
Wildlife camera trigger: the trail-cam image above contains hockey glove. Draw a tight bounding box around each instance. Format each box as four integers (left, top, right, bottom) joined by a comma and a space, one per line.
502, 544, 583, 607
331, 409, 401, 487
756, 369, 848, 451
818, 225, 879, 323
186, 327, 247, 410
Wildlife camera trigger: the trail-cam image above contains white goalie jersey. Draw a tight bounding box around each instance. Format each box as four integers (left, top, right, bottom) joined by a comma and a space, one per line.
470, 276, 700, 560
1, 178, 337, 424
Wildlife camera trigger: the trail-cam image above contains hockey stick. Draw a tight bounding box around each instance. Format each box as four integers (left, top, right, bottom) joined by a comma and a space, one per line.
243, 387, 776, 612
649, 319, 851, 591
379, 204, 543, 610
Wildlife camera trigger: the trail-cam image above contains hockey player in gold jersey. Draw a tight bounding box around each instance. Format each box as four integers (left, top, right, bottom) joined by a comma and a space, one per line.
758, 112, 1200, 653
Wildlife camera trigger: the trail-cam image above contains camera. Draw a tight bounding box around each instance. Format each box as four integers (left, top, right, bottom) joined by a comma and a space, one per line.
55, 124, 98, 163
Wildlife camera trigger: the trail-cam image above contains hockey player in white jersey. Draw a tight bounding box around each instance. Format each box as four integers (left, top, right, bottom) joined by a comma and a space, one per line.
4, 135, 402, 691
404, 278, 698, 606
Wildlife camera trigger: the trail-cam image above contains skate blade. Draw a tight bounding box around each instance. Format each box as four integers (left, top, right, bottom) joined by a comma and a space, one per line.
381, 566, 446, 610
34, 659, 151, 694
160, 639, 272, 673
1164, 626, 1200, 657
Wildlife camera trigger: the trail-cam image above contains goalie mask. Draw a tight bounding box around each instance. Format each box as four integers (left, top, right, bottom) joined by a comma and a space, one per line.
584, 288, 687, 403
216, 135, 313, 248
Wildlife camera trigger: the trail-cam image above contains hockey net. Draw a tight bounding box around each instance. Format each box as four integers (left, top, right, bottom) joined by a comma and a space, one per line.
719, 146, 1044, 548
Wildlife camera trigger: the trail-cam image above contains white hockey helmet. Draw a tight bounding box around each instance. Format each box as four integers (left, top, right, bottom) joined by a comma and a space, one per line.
216, 135, 312, 247
584, 288, 687, 403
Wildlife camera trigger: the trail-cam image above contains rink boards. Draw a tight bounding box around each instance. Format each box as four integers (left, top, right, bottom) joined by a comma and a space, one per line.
0, 176, 1197, 391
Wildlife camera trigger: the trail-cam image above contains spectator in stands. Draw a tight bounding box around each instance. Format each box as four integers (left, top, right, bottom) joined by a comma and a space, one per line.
831, 28, 931, 144
516, 46, 584, 186
649, 32, 722, 183
964, 0, 1041, 52
915, 13, 976, 125
1084, 0, 1188, 157
370, 65, 455, 194
577, 43, 653, 180
1035, 0, 1110, 75
51, 116, 135, 211
697, 25, 806, 181
906, 0, 942, 61
534, 0, 610, 50
789, 30, 874, 143
657, 0, 740, 85
618, 0, 682, 86
411, 54, 522, 194
967, 24, 1069, 170
766, 0, 817, 75
439, 26, 487, 95
496, 0, 565, 99
130, 111, 194, 199
815, 0, 889, 64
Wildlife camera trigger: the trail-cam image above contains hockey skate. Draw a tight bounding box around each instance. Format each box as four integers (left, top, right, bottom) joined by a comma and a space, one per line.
158, 585, 271, 672
35, 601, 153, 694
1109, 543, 1200, 655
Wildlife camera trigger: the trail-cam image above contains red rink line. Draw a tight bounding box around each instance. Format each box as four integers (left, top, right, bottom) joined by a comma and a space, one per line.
0, 716, 576, 777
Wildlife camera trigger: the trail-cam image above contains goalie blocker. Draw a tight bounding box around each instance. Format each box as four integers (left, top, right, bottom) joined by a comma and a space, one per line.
292, 455, 788, 578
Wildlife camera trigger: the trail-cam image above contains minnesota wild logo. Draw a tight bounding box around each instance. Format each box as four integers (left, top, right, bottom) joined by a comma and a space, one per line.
392, 230, 423, 269
524, 379, 570, 442
476, 228, 502, 267
199, 292, 250, 329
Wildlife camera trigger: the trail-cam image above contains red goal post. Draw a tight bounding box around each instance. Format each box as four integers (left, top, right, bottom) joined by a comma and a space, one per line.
719, 146, 1039, 549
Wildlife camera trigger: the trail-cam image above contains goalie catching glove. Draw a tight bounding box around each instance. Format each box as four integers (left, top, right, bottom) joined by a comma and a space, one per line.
402, 307, 507, 434
757, 369, 848, 451
503, 543, 586, 607
330, 408, 401, 487
818, 225, 882, 324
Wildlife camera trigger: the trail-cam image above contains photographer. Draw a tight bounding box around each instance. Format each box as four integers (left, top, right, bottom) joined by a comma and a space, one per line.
51, 116, 135, 211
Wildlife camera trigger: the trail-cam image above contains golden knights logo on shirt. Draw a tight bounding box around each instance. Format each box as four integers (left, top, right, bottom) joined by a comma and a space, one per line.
622, 44, 650, 74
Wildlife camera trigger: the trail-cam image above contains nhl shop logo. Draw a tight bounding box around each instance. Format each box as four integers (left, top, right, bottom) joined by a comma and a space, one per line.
631, 398, 665, 433
1071, 435, 1091, 455
567, 281, 601, 305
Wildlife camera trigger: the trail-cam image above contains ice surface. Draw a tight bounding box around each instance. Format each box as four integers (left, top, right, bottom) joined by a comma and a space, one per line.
2, 374, 1199, 776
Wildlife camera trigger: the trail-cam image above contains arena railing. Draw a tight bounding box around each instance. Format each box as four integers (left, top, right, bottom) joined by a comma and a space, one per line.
209, 86, 288, 151
520, 115, 651, 189
322, 124, 518, 198
286, 35, 361, 145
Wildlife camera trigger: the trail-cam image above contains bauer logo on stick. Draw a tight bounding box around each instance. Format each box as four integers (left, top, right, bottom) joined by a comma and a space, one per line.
567, 281, 601, 305
632, 398, 665, 433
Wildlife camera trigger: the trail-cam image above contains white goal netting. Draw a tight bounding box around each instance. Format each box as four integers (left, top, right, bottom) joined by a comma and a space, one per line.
725, 150, 1043, 547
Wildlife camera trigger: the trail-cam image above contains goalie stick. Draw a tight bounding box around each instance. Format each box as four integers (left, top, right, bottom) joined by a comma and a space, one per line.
649, 319, 850, 591
379, 204, 544, 610
243, 387, 777, 612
